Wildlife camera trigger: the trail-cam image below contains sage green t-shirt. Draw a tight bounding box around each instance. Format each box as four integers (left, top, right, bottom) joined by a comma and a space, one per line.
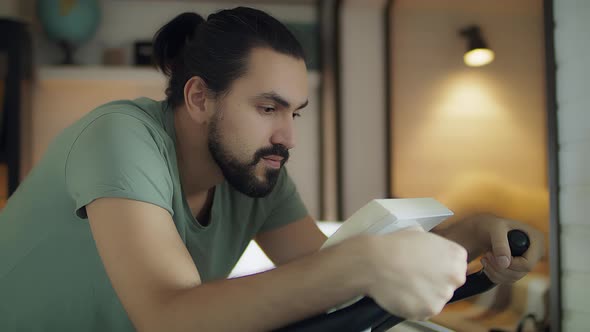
0, 97, 308, 331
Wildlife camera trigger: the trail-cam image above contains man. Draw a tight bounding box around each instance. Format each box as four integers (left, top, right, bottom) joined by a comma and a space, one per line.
0, 7, 544, 331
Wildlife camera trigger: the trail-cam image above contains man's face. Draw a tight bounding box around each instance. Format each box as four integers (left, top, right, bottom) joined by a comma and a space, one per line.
208, 48, 309, 197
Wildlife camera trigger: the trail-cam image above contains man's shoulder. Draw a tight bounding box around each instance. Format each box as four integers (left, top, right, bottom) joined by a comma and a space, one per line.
87, 98, 166, 128
67, 98, 171, 145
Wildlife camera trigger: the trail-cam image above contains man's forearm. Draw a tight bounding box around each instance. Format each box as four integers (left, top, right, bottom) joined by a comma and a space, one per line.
148, 236, 373, 332
432, 215, 489, 262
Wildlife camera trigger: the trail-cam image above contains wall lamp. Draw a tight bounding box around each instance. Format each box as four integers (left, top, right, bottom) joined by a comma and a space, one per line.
459, 25, 494, 67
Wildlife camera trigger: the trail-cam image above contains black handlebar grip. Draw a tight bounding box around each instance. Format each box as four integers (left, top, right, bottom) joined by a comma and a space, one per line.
507, 229, 530, 257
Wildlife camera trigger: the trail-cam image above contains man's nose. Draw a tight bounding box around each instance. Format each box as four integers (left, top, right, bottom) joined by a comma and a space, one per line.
270, 116, 296, 150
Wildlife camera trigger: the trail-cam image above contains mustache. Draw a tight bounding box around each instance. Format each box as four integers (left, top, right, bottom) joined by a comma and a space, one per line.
250, 144, 290, 166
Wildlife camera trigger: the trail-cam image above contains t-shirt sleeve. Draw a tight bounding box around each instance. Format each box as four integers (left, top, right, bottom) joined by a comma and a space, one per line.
258, 168, 309, 233
65, 113, 174, 219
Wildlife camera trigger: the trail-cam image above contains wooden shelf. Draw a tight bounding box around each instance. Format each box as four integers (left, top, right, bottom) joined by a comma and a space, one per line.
36, 66, 321, 87
37, 65, 166, 82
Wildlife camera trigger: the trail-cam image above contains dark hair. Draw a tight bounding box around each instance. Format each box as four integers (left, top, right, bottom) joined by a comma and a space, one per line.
153, 7, 306, 109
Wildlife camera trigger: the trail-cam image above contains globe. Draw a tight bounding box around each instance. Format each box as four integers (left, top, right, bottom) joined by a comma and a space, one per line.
36, 0, 101, 64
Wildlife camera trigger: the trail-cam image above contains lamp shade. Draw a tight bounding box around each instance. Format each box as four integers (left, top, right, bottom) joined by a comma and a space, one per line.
459, 25, 494, 67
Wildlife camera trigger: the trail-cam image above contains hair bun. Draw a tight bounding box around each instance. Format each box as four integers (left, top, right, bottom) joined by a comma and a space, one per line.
153, 12, 205, 77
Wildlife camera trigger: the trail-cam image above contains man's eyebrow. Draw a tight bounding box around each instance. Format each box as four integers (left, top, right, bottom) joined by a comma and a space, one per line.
253, 92, 308, 110
296, 99, 309, 110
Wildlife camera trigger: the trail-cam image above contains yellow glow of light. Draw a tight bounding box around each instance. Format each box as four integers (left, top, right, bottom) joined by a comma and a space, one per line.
464, 48, 495, 67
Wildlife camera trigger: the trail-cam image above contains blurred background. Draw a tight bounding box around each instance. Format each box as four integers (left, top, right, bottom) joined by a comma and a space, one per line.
1, 0, 588, 331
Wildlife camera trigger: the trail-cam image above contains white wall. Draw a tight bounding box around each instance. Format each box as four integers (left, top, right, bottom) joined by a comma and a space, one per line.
388, 0, 550, 243
339, 0, 388, 219
390, 0, 547, 202
389, 2, 551, 329
554, 1, 590, 330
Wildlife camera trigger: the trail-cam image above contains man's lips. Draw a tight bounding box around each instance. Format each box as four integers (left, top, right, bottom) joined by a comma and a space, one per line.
263, 155, 284, 162
262, 155, 285, 168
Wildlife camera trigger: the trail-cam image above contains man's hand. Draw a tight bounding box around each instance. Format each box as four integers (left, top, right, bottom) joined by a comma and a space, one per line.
475, 216, 546, 284
363, 226, 468, 321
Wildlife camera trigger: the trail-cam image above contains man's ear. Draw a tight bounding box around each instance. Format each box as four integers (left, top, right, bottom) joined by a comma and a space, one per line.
183, 76, 213, 124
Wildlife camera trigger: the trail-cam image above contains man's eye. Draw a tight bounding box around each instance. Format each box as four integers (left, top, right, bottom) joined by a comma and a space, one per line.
293, 112, 302, 118
259, 106, 276, 113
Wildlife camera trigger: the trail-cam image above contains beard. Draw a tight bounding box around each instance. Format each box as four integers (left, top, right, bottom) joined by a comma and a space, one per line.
208, 116, 290, 198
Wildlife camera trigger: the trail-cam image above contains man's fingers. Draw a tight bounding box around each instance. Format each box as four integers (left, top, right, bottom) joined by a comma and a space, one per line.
508, 256, 533, 272
488, 221, 511, 269
482, 257, 526, 284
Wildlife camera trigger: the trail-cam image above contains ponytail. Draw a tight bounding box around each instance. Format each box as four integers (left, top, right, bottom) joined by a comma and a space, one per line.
152, 12, 205, 77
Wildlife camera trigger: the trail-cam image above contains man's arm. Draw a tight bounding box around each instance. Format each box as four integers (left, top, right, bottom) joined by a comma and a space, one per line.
254, 214, 482, 267
255, 216, 327, 266
87, 197, 372, 332
431, 215, 484, 262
